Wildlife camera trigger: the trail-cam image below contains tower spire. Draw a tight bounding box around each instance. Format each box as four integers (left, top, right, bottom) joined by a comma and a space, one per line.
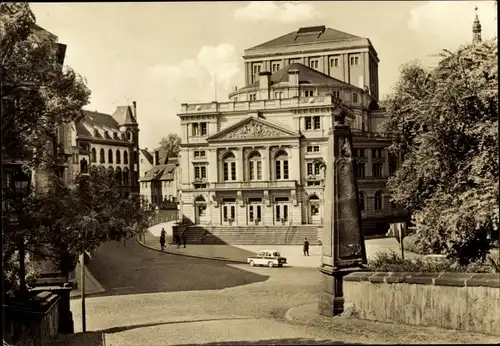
473, 6, 482, 44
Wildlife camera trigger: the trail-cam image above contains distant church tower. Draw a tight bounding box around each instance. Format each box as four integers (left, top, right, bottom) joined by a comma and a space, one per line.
473, 6, 482, 44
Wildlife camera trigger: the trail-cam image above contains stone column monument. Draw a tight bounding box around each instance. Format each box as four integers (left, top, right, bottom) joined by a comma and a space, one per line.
318, 95, 368, 317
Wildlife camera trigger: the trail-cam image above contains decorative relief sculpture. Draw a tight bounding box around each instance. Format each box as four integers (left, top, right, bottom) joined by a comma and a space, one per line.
222, 120, 288, 139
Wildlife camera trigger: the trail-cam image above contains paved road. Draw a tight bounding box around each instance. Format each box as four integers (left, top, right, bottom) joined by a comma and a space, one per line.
70, 240, 495, 345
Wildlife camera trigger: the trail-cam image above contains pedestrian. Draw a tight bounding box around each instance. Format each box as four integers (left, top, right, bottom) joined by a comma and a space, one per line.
303, 238, 310, 256
181, 231, 187, 248
159, 228, 166, 251
175, 233, 180, 248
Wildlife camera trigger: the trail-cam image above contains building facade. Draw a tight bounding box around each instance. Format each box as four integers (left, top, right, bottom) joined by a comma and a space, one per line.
139, 156, 180, 209
71, 103, 141, 197
176, 25, 408, 243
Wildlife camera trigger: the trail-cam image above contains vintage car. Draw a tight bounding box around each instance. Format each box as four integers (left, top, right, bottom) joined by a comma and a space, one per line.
247, 250, 287, 268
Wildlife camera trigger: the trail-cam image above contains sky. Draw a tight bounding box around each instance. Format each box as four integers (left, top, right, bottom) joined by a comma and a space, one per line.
30, 1, 497, 150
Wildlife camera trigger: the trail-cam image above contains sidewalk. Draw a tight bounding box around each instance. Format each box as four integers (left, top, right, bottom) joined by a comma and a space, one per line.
138, 226, 420, 267
284, 303, 499, 344
70, 262, 106, 299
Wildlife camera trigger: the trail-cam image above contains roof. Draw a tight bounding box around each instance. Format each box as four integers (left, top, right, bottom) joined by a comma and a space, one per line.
82, 110, 120, 130
240, 63, 362, 91
112, 106, 137, 126
140, 163, 176, 182
140, 149, 154, 165
246, 25, 362, 51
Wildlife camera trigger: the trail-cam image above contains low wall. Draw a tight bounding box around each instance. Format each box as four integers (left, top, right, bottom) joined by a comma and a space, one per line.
3, 291, 61, 346
344, 272, 500, 336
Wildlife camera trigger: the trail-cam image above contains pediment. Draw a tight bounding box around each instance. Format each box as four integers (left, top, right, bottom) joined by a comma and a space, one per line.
207, 117, 299, 142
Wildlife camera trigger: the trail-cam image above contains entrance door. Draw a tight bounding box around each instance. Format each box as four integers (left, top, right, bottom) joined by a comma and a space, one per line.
274, 197, 290, 225
194, 196, 207, 224
221, 197, 237, 225
308, 195, 321, 224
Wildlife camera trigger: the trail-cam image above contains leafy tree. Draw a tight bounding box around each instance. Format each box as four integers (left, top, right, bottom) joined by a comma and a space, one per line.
158, 133, 181, 158
381, 39, 498, 265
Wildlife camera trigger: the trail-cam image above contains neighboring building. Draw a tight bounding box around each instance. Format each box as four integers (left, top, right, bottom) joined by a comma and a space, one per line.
71, 102, 141, 197
139, 148, 180, 208
176, 25, 410, 244
139, 148, 154, 178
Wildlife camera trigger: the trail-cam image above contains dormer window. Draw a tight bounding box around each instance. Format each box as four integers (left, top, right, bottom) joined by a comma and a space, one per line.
121, 133, 126, 140
104, 131, 111, 139
113, 132, 119, 140
94, 129, 99, 137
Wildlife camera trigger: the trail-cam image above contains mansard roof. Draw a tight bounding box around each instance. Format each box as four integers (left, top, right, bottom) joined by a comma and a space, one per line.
112, 105, 137, 126
207, 116, 300, 142
240, 63, 363, 91
246, 25, 362, 51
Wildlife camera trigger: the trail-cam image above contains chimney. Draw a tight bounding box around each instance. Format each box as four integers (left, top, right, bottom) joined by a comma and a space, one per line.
132, 101, 137, 121
154, 150, 159, 166
258, 71, 272, 90
288, 69, 300, 86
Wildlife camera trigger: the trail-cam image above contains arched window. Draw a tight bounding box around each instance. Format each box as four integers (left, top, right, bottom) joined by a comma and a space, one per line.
127, 132, 131, 141
222, 152, 236, 181
116, 150, 121, 164
374, 190, 383, 210
124, 150, 128, 164
80, 158, 88, 174
123, 167, 130, 186
308, 194, 320, 224
358, 192, 366, 211
115, 167, 122, 185
274, 150, 289, 180
99, 149, 105, 163
248, 151, 262, 181
91, 148, 97, 163
108, 149, 113, 163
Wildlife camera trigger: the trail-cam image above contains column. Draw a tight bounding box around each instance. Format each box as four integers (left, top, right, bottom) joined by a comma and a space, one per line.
383, 149, 389, 177
261, 146, 270, 180
208, 149, 217, 183
366, 148, 372, 177
290, 145, 300, 181
236, 148, 244, 181
180, 148, 190, 185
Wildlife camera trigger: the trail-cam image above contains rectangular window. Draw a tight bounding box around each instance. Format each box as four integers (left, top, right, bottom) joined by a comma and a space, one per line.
314, 162, 321, 175
194, 166, 201, 179
333, 90, 340, 99
272, 63, 280, 72
249, 206, 254, 222
313, 116, 321, 130
330, 58, 339, 67
256, 205, 261, 220
201, 166, 206, 179
305, 117, 312, 130
355, 162, 366, 178
249, 161, 254, 181
373, 162, 383, 178
194, 150, 206, 158
350, 56, 359, 66
314, 146, 320, 152
256, 161, 262, 180
200, 122, 207, 135
192, 123, 199, 136
231, 162, 236, 181
223, 162, 229, 181
275, 160, 281, 180
275, 205, 280, 221
306, 146, 313, 153
223, 206, 228, 222
230, 205, 235, 219
309, 60, 319, 69
283, 161, 289, 179
304, 90, 314, 97
249, 94, 256, 101
352, 92, 358, 103
283, 205, 288, 221
307, 162, 313, 175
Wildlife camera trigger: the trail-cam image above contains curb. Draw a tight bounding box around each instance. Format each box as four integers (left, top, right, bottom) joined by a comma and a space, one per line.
136, 237, 247, 264
70, 263, 106, 299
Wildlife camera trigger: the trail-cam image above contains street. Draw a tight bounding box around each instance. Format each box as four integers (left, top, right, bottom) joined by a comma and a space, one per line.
63, 240, 498, 346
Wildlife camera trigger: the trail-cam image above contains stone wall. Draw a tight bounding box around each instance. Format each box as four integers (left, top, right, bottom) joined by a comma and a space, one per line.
344, 272, 500, 336
3, 291, 61, 346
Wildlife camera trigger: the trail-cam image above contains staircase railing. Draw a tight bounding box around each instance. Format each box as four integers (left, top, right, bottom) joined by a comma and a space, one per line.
284, 220, 294, 244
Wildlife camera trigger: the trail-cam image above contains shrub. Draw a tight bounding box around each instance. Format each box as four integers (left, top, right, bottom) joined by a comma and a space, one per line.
402, 234, 428, 255
369, 250, 499, 273
3, 251, 41, 299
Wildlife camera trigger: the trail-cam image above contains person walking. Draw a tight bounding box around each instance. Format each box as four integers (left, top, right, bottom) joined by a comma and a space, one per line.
303, 238, 310, 256
176, 232, 181, 248
181, 231, 187, 248
159, 228, 167, 251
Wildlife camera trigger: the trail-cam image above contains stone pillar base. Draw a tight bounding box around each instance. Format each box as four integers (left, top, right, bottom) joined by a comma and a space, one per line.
318, 271, 345, 317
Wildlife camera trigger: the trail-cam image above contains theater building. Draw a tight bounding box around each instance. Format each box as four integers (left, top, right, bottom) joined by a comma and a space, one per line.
176, 25, 408, 244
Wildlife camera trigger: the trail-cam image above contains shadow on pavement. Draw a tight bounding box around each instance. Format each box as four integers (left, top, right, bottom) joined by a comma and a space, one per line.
96, 317, 253, 334
50, 332, 105, 346
177, 338, 362, 345
85, 241, 270, 297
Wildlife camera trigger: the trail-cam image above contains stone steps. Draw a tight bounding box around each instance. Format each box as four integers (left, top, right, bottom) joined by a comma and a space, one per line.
181, 225, 319, 245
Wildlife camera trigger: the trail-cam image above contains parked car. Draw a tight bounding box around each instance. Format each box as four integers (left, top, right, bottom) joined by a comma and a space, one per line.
247, 250, 287, 268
